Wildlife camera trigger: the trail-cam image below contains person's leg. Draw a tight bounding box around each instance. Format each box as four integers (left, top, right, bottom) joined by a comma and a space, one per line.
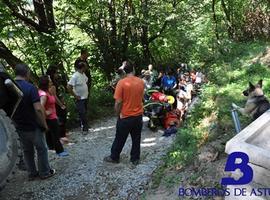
56, 104, 67, 138
47, 119, 64, 154
17, 130, 38, 177
45, 121, 54, 150
17, 138, 27, 171
32, 128, 51, 177
110, 117, 131, 161
76, 99, 88, 130
82, 99, 88, 130
130, 115, 143, 162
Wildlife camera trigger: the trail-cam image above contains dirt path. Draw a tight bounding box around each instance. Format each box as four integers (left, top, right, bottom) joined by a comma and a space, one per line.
0, 117, 175, 200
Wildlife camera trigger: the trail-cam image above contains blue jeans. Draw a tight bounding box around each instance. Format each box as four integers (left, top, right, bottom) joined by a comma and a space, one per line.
17, 128, 51, 177
76, 99, 88, 129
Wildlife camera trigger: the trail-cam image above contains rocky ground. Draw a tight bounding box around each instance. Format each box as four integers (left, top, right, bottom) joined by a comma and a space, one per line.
0, 116, 176, 200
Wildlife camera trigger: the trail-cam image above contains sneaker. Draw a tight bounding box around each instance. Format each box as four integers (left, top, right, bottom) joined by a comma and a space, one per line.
57, 151, 69, 157
40, 169, 56, 180
103, 156, 119, 164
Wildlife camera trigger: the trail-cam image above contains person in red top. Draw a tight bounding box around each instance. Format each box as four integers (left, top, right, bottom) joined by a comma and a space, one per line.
39, 75, 68, 157
104, 60, 144, 165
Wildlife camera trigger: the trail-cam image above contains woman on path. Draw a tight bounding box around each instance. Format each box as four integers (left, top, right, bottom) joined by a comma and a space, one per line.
39, 75, 69, 157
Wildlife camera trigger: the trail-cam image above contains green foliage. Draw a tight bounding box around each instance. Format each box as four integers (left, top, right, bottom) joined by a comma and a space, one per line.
152, 41, 270, 189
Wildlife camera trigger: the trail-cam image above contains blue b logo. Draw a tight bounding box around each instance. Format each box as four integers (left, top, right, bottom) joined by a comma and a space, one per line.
221, 152, 253, 185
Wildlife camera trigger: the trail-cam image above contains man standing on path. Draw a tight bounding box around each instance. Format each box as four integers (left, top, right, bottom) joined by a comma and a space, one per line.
68, 62, 89, 132
74, 49, 92, 89
104, 61, 144, 165
13, 64, 55, 180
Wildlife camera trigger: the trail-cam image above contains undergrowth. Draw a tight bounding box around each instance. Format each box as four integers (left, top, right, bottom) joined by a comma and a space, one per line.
151, 41, 270, 188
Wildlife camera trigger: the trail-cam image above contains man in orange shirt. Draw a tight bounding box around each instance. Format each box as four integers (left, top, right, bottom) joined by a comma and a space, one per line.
104, 61, 144, 165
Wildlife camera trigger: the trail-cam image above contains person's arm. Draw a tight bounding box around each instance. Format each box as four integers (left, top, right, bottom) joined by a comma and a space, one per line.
67, 84, 81, 100
33, 102, 48, 131
67, 74, 81, 100
115, 100, 123, 117
40, 95, 54, 116
50, 86, 66, 109
30, 86, 48, 131
113, 81, 123, 118
55, 95, 66, 109
173, 77, 177, 89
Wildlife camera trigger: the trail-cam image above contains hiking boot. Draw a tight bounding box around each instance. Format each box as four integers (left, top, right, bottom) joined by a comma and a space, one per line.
57, 151, 69, 157
40, 169, 56, 180
103, 156, 119, 164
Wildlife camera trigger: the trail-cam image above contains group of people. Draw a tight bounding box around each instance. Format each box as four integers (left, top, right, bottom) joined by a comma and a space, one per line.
3, 49, 92, 181
103, 61, 206, 163
2, 48, 206, 182
141, 63, 205, 110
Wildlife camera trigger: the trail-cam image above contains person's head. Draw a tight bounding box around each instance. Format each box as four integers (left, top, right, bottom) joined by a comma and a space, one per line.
39, 75, 52, 91
46, 64, 58, 82
148, 64, 153, 71
117, 68, 125, 77
143, 71, 150, 80
120, 60, 134, 74
80, 49, 89, 60
167, 69, 173, 76
178, 75, 186, 84
77, 62, 87, 73
15, 63, 30, 80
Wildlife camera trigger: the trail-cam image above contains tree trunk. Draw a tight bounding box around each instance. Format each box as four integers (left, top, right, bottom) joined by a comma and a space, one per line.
0, 41, 23, 67
33, 0, 48, 28
0, 41, 38, 81
221, 0, 234, 38
44, 0, 56, 29
212, 0, 220, 41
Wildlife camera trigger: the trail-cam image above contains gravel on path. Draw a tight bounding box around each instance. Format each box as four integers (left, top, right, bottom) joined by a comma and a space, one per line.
0, 116, 175, 200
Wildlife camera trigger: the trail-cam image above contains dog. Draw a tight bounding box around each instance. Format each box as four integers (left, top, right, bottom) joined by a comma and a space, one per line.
232, 80, 270, 120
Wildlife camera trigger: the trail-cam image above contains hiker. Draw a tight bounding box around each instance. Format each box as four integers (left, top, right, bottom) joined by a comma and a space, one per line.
147, 64, 158, 86
161, 69, 177, 93
38, 75, 69, 157
46, 65, 69, 143
13, 64, 55, 180
142, 70, 152, 91
68, 62, 89, 132
74, 49, 92, 89
104, 60, 144, 165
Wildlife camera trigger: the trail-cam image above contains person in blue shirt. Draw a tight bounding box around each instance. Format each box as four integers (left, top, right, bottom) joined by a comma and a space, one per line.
161, 69, 177, 91
13, 64, 55, 180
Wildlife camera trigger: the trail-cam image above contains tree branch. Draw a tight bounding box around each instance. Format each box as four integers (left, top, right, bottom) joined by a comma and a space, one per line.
3, 0, 53, 33
0, 41, 24, 67
148, 20, 168, 43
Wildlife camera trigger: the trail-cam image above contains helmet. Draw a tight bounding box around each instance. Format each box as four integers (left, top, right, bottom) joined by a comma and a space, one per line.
167, 95, 175, 105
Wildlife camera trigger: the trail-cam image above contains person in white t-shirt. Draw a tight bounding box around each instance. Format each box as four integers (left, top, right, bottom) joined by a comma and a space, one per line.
68, 62, 89, 132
